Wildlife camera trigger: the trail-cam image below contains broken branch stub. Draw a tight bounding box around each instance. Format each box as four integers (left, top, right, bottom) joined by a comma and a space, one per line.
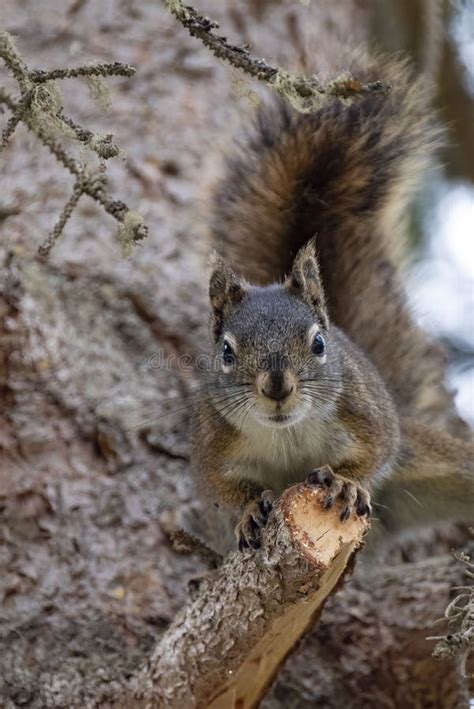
128, 482, 369, 708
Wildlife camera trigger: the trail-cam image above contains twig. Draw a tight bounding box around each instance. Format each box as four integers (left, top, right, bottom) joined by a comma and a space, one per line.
169, 528, 223, 568
0, 31, 147, 256
57, 110, 120, 158
162, 0, 389, 113
38, 177, 85, 257
29, 62, 136, 82
0, 88, 34, 149
428, 548, 474, 679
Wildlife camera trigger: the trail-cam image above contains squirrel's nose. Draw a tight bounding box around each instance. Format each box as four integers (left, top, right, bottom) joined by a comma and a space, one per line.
261, 376, 294, 403
263, 385, 294, 403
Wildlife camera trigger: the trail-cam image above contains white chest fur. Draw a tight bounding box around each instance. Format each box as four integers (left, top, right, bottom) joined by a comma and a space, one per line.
227, 411, 354, 495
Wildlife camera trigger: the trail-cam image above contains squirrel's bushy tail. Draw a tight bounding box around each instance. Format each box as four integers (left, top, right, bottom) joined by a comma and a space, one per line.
210, 56, 435, 284
209, 55, 467, 437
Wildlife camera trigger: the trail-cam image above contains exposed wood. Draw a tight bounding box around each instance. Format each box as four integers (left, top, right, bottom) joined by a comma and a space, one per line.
265, 551, 473, 708
126, 483, 369, 708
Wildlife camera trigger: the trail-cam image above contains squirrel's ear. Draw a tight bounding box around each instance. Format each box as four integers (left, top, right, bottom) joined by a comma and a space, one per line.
285, 242, 328, 328
209, 251, 247, 341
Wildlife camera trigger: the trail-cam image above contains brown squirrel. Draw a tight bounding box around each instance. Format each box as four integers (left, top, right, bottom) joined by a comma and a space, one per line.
191, 55, 474, 551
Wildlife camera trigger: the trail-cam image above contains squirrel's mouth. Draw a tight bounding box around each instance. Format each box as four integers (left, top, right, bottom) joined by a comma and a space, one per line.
262, 411, 304, 428
247, 397, 313, 430
267, 414, 292, 423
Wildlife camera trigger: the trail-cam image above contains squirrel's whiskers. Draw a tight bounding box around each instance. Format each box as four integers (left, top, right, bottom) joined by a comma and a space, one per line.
185, 52, 474, 552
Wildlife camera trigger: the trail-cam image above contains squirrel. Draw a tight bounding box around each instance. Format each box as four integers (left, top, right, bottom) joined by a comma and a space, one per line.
191, 54, 474, 551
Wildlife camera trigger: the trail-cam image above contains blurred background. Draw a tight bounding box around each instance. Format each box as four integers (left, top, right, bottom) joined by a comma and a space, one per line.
0, 0, 472, 705
373, 0, 474, 426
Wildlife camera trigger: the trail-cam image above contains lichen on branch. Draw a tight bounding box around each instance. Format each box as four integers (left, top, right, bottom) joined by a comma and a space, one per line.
428, 546, 474, 680
0, 31, 147, 256
162, 0, 389, 113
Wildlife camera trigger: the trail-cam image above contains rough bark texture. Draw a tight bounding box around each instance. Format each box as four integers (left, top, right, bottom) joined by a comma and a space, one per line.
126, 484, 368, 708
264, 553, 472, 709
0, 1, 471, 707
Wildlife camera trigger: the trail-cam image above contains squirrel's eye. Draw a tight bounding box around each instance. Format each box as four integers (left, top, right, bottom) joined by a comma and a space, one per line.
312, 333, 326, 356
222, 340, 236, 367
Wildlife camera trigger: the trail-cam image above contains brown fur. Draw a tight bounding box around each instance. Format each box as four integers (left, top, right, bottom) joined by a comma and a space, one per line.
209, 56, 467, 437
194, 54, 473, 550
375, 419, 474, 536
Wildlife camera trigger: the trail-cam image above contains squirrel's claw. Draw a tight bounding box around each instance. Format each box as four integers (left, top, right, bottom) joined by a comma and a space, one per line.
307, 466, 371, 522
236, 489, 274, 551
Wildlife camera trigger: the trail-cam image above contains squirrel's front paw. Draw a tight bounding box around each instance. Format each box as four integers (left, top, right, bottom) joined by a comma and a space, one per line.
235, 490, 274, 551
306, 465, 371, 522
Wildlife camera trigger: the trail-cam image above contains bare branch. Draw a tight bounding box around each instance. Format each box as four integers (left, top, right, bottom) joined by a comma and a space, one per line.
38, 177, 85, 257
0, 88, 34, 149
162, 0, 389, 112
57, 110, 120, 158
29, 61, 136, 83
0, 31, 147, 255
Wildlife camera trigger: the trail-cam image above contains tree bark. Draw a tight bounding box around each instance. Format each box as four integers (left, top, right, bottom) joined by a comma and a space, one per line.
264, 551, 472, 708
124, 483, 368, 708
1, 2, 471, 707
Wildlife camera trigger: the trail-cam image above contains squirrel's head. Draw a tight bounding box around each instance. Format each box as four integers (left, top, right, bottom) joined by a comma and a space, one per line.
207, 243, 341, 430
